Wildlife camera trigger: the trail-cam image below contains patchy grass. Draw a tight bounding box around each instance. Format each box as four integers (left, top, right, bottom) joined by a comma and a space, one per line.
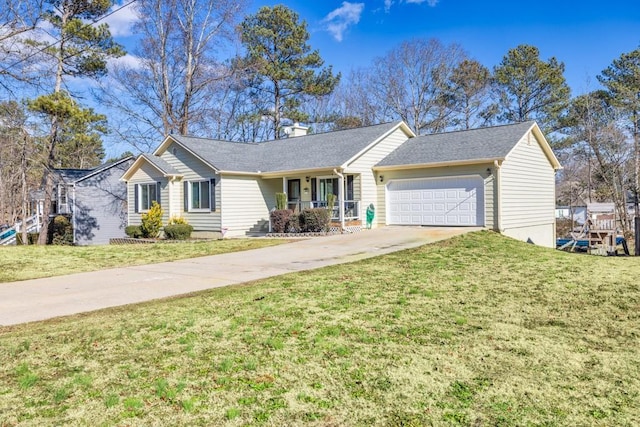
0, 239, 286, 283
0, 230, 639, 425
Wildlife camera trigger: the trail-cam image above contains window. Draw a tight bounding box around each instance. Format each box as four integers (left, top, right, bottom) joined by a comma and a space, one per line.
137, 183, 159, 212
185, 179, 215, 212
191, 180, 210, 210
59, 185, 67, 206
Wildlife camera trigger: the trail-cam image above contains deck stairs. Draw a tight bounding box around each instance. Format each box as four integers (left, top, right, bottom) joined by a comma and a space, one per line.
0, 215, 40, 245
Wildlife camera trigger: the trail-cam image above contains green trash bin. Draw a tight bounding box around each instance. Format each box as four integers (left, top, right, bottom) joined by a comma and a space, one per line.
366, 203, 375, 229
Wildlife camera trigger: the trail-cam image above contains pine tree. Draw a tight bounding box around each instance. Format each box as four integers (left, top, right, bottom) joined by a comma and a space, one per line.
238, 5, 340, 139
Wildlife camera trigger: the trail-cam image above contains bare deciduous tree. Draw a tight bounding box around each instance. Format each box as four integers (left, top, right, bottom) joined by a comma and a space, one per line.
99, 0, 246, 151
0, 0, 45, 93
368, 38, 467, 135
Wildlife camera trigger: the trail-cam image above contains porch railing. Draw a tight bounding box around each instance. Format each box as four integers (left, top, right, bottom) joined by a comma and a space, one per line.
286, 200, 360, 221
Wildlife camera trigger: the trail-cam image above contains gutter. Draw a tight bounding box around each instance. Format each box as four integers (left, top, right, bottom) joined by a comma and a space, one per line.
72, 184, 77, 244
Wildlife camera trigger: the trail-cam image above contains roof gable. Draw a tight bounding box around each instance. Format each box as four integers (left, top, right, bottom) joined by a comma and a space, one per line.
121, 153, 183, 181
375, 121, 560, 170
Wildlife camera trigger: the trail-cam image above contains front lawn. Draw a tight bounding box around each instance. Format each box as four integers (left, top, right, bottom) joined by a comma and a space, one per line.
0, 231, 638, 425
0, 239, 287, 283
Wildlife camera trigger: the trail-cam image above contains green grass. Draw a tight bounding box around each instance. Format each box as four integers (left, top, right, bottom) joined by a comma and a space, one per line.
0, 238, 286, 283
1, 230, 639, 425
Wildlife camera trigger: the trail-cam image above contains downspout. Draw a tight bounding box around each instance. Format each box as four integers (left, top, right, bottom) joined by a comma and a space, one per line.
494, 160, 503, 232
333, 169, 345, 232
72, 184, 76, 244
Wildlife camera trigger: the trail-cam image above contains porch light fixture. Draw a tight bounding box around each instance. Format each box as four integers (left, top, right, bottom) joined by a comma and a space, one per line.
486, 168, 492, 176
305, 176, 310, 182
379, 175, 384, 183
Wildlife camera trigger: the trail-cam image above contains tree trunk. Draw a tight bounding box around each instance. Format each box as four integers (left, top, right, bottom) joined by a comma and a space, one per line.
20, 132, 29, 245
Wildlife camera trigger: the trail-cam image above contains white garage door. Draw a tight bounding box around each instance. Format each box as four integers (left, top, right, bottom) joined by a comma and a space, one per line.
387, 176, 484, 226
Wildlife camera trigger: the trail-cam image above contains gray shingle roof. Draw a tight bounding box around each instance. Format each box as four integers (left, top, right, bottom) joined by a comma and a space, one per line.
376, 121, 536, 168
141, 153, 182, 176
171, 121, 404, 173
55, 168, 93, 183
169, 136, 262, 172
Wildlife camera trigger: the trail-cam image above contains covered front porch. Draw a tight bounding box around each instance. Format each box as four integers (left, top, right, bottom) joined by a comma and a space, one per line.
273, 171, 362, 228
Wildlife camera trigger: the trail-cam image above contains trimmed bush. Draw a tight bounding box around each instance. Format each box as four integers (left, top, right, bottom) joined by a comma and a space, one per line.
140, 201, 163, 238
164, 224, 194, 240
125, 225, 143, 238
300, 208, 331, 232
51, 215, 73, 245
287, 213, 301, 233
270, 209, 294, 233
168, 216, 189, 225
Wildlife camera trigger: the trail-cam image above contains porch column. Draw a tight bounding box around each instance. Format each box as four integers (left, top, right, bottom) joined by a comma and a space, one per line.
335, 170, 345, 231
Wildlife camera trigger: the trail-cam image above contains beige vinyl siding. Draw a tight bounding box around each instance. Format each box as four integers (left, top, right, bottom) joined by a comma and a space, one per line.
160, 142, 220, 231
376, 165, 494, 229
346, 127, 411, 227
499, 131, 556, 246
221, 176, 280, 237
126, 163, 169, 225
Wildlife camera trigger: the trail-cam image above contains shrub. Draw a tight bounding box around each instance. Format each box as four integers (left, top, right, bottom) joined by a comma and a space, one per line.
16, 232, 39, 245
51, 215, 73, 245
275, 192, 287, 210
140, 201, 163, 238
270, 209, 294, 233
125, 225, 143, 238
300, 208, 331, 232
326, 193, 336, 210
168, 216, 189, 225
164, 224, 194, 240
288, 213, 301, 233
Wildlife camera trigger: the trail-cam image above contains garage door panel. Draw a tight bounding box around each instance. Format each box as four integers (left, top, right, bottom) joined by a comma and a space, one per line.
387, 176, 484, 226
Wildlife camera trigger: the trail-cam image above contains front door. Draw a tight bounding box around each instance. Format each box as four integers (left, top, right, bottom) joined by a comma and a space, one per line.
287, 179, 301, 210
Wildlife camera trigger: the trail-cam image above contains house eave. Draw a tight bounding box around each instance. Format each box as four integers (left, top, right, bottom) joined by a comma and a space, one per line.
374, 158, 504, 172
259, 166, 343, 178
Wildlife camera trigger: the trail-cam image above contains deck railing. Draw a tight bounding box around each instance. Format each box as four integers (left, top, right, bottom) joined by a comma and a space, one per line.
286, 200, 360, 220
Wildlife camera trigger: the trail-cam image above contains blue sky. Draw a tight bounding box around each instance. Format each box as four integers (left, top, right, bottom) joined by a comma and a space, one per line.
249, 0, 640, 95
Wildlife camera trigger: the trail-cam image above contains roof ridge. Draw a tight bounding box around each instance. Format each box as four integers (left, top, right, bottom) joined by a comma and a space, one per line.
172, 121, 402, 145
416, 121, 535, 138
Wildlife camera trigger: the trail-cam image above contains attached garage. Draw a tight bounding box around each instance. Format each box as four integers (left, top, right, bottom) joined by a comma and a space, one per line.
375, 121, 562, 247
387, 176, 484, 226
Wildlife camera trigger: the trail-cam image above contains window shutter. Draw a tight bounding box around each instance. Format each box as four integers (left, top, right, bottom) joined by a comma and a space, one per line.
156, 182, 161, 206
347, 175, 354, 200
184, 181, 189, 212
134, 184, 139, 213
210, 178, 216, 211
311, 178, 317, 202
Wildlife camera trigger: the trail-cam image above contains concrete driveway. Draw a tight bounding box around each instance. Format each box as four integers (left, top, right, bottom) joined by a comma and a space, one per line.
0, 226, 478, 326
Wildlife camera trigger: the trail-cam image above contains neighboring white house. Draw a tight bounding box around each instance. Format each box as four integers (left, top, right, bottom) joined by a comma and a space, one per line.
556, 206, 587, 225
122, 121, 562, 247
